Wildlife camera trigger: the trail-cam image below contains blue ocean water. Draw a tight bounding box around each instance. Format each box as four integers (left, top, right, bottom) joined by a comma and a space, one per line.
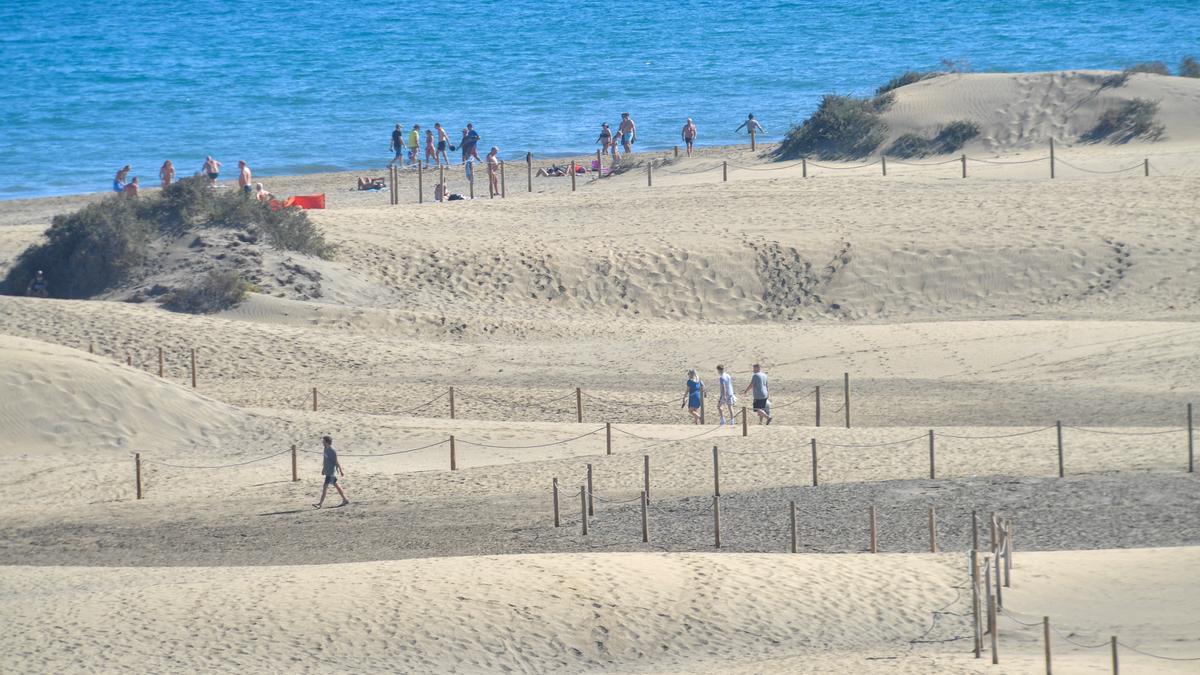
1, 1, 1196, 199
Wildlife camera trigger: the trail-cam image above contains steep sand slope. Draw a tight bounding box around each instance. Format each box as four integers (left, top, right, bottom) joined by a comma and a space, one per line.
883, 70, 1200, 152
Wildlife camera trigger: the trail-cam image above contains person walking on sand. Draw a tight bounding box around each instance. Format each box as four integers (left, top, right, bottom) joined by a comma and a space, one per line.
159, 160, 175, 189
716, 364, 736, 425
203, 156, 221, 182
683, 368, 705, 424
734, 113, 766, 138
462, 123, 482, 162
435, 123, 450, 165
486, 146, 501, 197
742, 363, 772, 424
682, 118, 697, 156
113, 165, 131, 192
313, 435, 349, 508
389, 123, 406, 167
238, 160, 252, 193
424, 129, 438, 166
407, 124, 421, 166
618, 112, 636, 154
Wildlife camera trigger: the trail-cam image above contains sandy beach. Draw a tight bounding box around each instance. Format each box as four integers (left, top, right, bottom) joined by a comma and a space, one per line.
2, 70, 1199, 673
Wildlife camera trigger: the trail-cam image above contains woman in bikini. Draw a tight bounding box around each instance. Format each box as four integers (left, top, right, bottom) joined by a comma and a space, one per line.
424, 129, 438, 166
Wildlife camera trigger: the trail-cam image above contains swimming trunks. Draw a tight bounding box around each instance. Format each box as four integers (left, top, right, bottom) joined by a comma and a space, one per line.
621, 133, 631, 145
206, 172, 219, 180
112, 180, 124, 193
438, 140, 447, 151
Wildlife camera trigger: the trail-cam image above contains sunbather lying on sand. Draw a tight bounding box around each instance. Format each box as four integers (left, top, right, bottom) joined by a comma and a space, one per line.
357, 176, 387, 190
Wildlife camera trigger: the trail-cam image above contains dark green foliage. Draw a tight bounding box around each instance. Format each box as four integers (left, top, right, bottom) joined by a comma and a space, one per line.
1083, 99, 1165, 143
1125, 61, 1170, 76
886, 120, 980, 158
875, 71, 942, 95
163, 270, 249, 314
1181, 56, 1200, 78
1, 176, 333, 299
775, 94, 888, 160
1, 196, 152, 298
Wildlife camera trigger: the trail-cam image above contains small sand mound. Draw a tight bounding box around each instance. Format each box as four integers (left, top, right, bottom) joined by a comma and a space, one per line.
0, 334, 257, 456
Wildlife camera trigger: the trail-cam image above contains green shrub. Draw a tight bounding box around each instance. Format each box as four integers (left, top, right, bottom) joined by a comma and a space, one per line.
163, 270, 249, 314
1, 176, 333, 299
935, 120, 981, 151
876, 71, 942, 95
885, 120, 980, 158
0, 196, 152, 298
775, 94, 888, 160
886, 133, 936, 158
1126, 61, 1170, 76
1083, 98, 1165, 143
1181, 56, 1200, 78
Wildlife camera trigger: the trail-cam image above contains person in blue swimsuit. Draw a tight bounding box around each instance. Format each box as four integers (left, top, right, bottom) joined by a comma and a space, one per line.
684, 368, 705, 424
113, 165, 131, 192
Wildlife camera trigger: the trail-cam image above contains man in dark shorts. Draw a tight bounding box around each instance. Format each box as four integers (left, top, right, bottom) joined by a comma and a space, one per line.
742, 363, 772, 424
25, 270, 48, 298
313, 435, 349, 508
389, 124, 406, 167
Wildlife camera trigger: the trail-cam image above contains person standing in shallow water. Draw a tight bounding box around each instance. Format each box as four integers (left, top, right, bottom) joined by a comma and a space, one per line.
313, 435, 349, 508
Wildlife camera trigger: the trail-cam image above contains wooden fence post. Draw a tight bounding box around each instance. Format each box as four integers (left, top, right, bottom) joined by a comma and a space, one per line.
722, 161, 727, 182
500, 160, 506, 197
1049, 138, 1055, 179
742, 407, 748, 436
647, 163, 652, 187
157, 347, 164, 377
971, 550, 982, 658
126, 354, 132, 366
586, 463, 594, 516
929, 429, 936, 479
1187, 402, 1193, 473
972, 510, 980, 551
468, 162, 475, 199
640, 490, 649, 542
790, 500, 798, 553
526, 152, 533, 192
449, 386, 455, 419
881, 155, 887, 176
606, 422, 612, 455
843, 372, 850, 428
1144, 159, 1149, 177
699, 394, 705, 425
815, 385, 821, 427
449, 435, 457, 471
1044, 617, 1052, 674
89, 341, 94, 354
929, 506, 938, 552
190, 348, 197, 388
674, 145, 679, 159
643, 454, 651, 503
1056, 421, 1064, 478
417, 160, 423, 202
312, 387, 318, 412
869, 505, 877, 553
961, 154, 968, 179
439, 163, 445, 201
580, 487, 588, 535
1111, 636, 1118, 674
810, 438, 818, 486
713, 495, 721, 548
570, 161, 576, 191
575, 387, 582, 423
291, 444, 298, 482
552, 477, 560, 527
802, 157, 807, 178
712, 445, 720, 496
135, 452, 142, 500
989, 583, 999, 664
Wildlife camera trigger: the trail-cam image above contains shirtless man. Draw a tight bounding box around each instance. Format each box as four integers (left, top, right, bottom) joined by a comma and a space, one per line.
618, 113, 636, 154
734, 113, 766, 137
435, 123, 450, 165
238, 161, 252, 193
681, 118, 697, 156
203, 156, 221, 182
123, 176, 140, 198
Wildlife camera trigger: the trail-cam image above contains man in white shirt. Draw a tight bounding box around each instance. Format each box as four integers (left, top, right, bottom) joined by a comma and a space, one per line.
716, 364, 737, 425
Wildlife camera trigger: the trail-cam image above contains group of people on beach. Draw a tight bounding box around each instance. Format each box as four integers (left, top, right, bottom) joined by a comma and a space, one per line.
684, 363, 773, 426
390, 122, 482, 168
112, 156, 271, 202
